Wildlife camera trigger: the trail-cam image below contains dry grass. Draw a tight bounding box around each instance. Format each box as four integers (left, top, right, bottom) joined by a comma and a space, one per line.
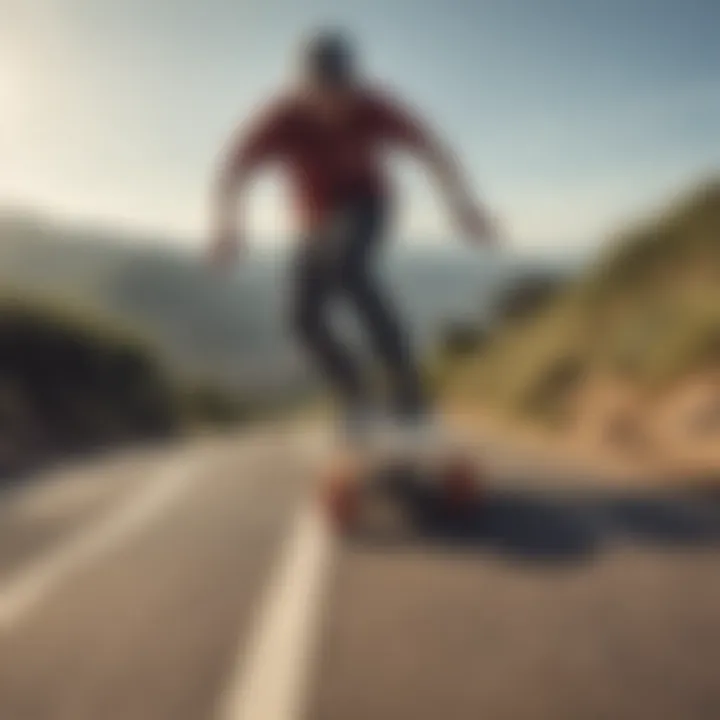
440, 178, 720, 474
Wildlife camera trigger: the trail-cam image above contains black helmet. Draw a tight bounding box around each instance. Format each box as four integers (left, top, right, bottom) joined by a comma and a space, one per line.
301, 29, 357, 87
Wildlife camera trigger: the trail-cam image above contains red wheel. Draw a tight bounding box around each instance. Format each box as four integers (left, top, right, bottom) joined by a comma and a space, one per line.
321, 471, 360, 532
442, 455, 481, 512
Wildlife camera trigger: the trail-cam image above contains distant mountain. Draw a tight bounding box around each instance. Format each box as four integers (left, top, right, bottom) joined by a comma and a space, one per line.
0, 212, 574, 398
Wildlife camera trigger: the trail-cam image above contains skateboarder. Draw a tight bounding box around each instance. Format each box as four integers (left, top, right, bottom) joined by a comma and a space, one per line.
209, 28, 498, 434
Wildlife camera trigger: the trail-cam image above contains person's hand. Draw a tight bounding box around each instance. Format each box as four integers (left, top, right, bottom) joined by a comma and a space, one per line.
208, 225, 245, 272
456, 201, 500, 247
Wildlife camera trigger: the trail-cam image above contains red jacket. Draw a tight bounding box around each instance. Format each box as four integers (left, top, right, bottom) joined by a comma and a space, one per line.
227, 86, 429, 230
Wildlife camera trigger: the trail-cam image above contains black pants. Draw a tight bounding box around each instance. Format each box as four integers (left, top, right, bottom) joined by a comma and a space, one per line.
291, 194, 426, 416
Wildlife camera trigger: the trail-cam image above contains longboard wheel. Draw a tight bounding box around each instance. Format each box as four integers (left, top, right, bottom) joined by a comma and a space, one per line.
321, 470, 360, 532
441, 455, 480, 512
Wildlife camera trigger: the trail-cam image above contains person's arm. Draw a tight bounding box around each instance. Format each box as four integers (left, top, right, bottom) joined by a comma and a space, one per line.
418, 136, 497, 243
373, 91, 498, 245
210, 146, 250, 267
209, 101, 287, 267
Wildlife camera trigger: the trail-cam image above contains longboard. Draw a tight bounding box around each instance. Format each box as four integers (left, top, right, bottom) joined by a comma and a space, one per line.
319, 422, 483, 534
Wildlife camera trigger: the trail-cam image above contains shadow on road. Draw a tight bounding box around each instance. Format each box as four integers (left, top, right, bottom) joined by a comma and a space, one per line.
350, 473, 720, 565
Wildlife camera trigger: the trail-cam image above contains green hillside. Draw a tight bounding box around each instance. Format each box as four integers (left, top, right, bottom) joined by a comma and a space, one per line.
448, 178, 720, 425
0, 291, 258, 478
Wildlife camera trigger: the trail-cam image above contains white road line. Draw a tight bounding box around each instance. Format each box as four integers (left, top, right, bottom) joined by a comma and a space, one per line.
0, 452, 204, 631
218, 500, 335, 720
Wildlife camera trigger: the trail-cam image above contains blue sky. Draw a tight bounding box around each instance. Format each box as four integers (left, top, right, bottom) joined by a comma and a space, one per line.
2, 0, 719, 249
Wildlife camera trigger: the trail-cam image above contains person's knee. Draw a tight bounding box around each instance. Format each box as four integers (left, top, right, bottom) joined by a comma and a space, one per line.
351, 280, 402, 340
343, 265, 380, 311
292, 302, 325, 345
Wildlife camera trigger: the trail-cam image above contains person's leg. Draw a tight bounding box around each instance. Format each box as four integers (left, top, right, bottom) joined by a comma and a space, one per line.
339, 196, 429, 418
290, 237, 366, 406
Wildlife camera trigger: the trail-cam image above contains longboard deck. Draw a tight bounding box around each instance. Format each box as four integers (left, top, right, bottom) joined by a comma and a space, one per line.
318, 425, 483, 535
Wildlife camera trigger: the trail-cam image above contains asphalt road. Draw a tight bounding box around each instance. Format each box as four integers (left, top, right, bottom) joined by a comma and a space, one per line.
1, 426, 719, 720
